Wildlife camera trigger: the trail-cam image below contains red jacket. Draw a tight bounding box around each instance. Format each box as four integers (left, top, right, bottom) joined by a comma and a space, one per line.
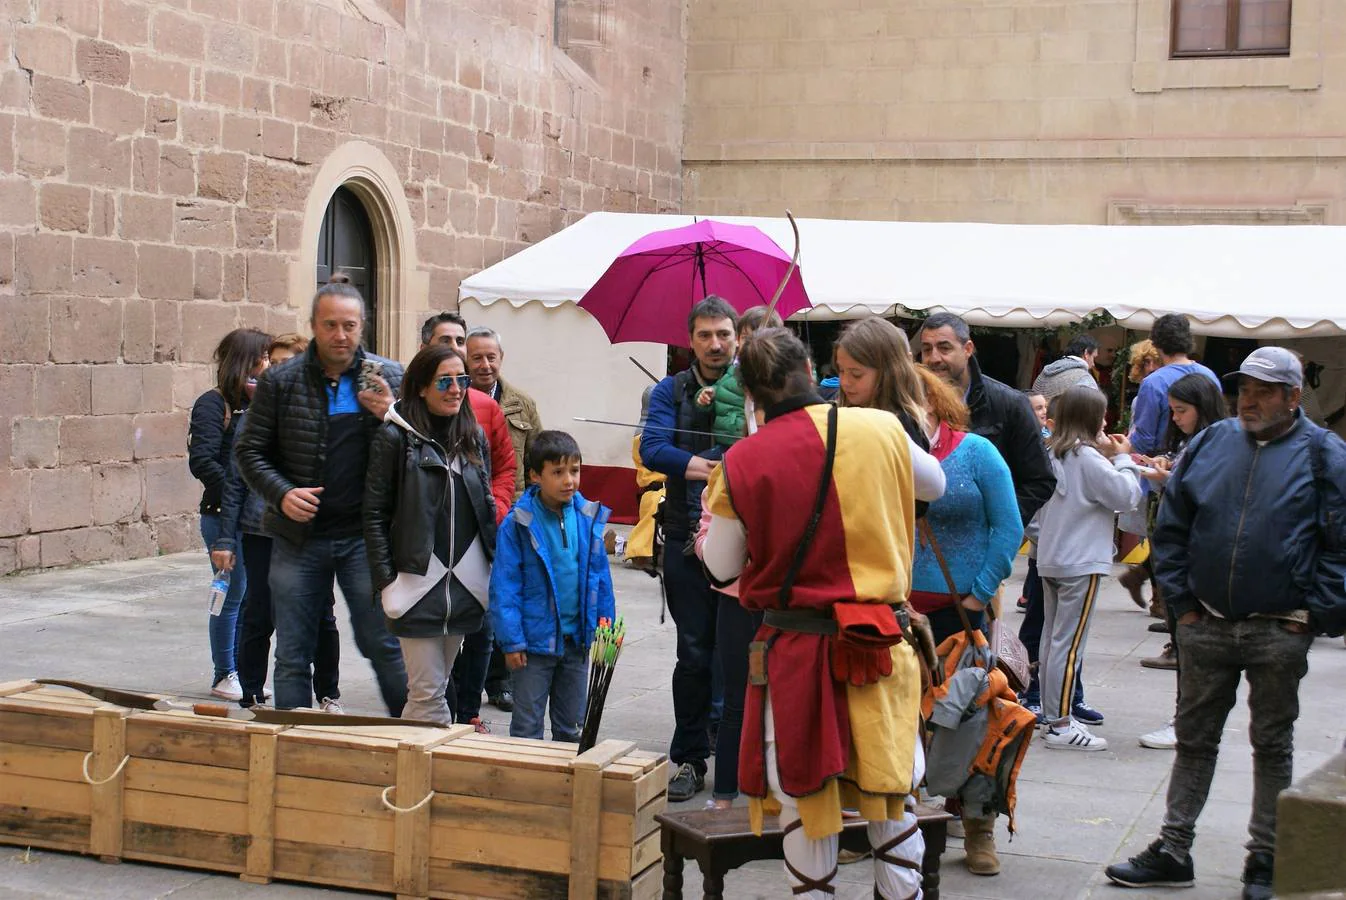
467, 389, 516, 523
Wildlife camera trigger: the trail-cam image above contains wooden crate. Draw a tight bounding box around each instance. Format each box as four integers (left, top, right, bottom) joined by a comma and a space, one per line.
426, 734, 668, 900
0, 680, 667, 899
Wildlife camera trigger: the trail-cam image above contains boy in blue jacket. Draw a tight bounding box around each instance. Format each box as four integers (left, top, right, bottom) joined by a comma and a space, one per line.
489, 430, 617, 741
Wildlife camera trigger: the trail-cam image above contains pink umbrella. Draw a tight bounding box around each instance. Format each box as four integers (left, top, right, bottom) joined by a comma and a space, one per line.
578, 218, 810, 347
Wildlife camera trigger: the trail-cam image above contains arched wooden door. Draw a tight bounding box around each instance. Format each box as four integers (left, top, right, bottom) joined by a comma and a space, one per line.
316, 186, 378, 351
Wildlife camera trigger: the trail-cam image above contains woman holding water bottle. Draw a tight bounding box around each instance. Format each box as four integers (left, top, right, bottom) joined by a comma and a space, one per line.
189, 328, 271, 701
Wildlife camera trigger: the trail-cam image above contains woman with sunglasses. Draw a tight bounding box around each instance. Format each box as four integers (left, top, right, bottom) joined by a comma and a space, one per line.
364, 344, 497, 725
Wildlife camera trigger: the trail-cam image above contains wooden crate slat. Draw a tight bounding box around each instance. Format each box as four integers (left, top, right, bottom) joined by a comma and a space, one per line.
429, 823, 656, 880
0, 804, 90, 852
0, 709, 94, 751
243, 729, 278, 884
122, 821, 248, 872
274, 806, 395, 852
0, 680, 39, 697
123, 757, 249, 803
276, 741, 396, 785
89, 706, 129, 861
272, 839, 393, 893
0, 772, 91, 815
0, 741, 87, 781
430, 757, 572, 807
125, 717, 251, 770
124, 789, 248, 835
429, 792, 638, 848
275, 774, 390, 817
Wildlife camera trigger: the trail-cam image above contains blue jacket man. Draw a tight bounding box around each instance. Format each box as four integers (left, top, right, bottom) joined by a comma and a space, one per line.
1107, 346, 1346, 900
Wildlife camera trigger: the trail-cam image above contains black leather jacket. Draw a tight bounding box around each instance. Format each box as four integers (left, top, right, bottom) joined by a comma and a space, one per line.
234, 344, 403, 547
965, 357, 1056, 528
363, 407, 497, 635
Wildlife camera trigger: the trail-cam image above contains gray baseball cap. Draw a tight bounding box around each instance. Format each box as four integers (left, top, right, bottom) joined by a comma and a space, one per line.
1222, 346, 1302, 389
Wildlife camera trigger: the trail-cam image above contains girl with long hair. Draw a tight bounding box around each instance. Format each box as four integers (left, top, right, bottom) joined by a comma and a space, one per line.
906, 366, 1020, 874
834, 316, 929, 448
363, 344, 497, 725
1035, 386, 1144, 753
189, 327, 272, 700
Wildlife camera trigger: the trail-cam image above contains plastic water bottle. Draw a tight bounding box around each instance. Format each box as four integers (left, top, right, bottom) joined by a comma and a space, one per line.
208, 571, 230, 617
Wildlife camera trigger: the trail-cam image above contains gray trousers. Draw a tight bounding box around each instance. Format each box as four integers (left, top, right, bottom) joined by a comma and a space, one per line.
1038, 574, 1103, 724
1160, 614, 1312, 859
398, 634, 466, 725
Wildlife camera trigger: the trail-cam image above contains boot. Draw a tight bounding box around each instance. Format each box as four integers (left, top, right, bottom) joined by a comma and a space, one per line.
1148, 583, 1167, 620
1140, 643, 1178, 670
1118, 566, 1148, 609
962, 816, 1001, 876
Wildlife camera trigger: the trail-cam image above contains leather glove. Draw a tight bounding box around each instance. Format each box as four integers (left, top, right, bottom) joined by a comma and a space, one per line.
830, 642, 893, 687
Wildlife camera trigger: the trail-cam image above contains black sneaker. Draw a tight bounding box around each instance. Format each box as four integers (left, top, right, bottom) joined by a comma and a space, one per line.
667, 763, 705, 803
1105, 840, 1195, 888
488, 690, 514, 712
1072, 701, 1105, 725
1241, 851, 1273, 900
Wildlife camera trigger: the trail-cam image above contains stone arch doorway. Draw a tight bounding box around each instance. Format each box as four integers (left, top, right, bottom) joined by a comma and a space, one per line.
316, 186, 379, 350
294, 141, 428, 361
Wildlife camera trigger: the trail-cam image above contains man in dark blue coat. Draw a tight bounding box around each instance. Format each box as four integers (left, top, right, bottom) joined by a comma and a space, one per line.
1106, 347, 1346, 900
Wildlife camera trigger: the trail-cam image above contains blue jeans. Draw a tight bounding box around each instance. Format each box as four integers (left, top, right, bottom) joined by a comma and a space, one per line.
509, 642, 588, 742
200, 514, 246, 683
268, 534, 407, 715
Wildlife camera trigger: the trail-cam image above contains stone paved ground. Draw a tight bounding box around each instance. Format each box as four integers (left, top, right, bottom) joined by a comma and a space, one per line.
1, 547, 1343, 899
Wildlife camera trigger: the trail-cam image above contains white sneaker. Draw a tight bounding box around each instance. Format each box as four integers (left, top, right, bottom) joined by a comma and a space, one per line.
211, 672, 243, 701
1139, 721, 1177, 750
319, 697, 344, 714
262, 685, 273, 700
1043, 719, 1109, 752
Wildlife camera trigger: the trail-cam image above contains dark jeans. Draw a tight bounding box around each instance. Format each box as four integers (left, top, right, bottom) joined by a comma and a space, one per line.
1017, 558, 1085, 708
664, 541, 719, 773
1160, 614, 1312, 859
268, 534, 407, 715
509, 642, 588, 742
713, 597, 762, 800
926, 603, 986, 646
449, 615, 495, 723
236, 534, 341, 706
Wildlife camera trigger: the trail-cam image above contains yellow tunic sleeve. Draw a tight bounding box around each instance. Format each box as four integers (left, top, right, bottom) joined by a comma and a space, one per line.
703, 462, 737, 520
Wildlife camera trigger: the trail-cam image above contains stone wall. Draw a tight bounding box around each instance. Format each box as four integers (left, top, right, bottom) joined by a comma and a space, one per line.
0, 0, 684, 573
683, 0, 1346, 223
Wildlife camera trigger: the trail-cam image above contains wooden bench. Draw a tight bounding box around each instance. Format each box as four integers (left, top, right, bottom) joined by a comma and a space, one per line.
655, 803, 952, 899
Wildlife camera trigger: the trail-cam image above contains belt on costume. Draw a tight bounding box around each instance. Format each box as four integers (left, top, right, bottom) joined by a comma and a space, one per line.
763, 604, 910, 636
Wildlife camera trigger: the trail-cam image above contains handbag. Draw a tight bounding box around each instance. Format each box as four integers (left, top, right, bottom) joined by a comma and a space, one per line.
918, 520, 1031, 695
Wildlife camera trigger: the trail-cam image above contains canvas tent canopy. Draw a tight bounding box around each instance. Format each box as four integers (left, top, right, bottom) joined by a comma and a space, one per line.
459, 211, 1346, 338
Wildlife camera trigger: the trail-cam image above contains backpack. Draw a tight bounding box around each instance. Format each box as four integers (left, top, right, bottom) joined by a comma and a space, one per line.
921, 626, 1037, 833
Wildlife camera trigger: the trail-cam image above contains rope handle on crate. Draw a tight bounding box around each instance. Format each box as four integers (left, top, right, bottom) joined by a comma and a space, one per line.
380, 784, 434, 813
81, 752, 129, 786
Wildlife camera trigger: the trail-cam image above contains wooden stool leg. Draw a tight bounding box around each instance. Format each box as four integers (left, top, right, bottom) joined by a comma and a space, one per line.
701, 865, 725, 900
920, 820, 948, 900
661, 830, 684, 900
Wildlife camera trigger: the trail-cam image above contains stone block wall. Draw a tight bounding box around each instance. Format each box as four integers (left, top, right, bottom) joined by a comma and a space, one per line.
0, 0, 684, 573
683, 0, 1346, 223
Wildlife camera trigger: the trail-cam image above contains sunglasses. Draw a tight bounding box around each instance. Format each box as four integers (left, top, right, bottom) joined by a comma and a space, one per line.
433, 373, 471, 392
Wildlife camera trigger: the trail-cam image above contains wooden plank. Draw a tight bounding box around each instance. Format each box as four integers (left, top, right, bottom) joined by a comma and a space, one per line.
622, 858, 664, 900
429, 792, 637, 847
125, 717, 250, 770
0, 741, 86, 781
275, 807, 394, 852
244, 730, 278, 884
428, 857, 570, 899
428, 824, 652, 880
432, 743, 575, 774
392, 740, 434, 899
568, 765, 603, 900
0, 709, 94, 751
272, 839, 393, 893
89, 706, 129, 861
0, 680, 38, 697
123, 758, 249, 802
124, 789, 248, 835
0, 772, 91, 815
0, 804, 90, 852
276, 741, 396, 785
275, 774, 390, 817
122, 821, 247, 872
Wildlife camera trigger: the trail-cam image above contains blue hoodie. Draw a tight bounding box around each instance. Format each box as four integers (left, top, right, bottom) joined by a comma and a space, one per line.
489, 486, 616, 656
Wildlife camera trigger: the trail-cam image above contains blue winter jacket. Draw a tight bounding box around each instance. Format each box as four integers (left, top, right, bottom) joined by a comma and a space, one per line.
1153, 411, 1346, 635
489, 487, 617, 656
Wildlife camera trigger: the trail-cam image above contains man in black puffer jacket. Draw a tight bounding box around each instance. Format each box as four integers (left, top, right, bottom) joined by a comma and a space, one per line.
235, 276, 408, 715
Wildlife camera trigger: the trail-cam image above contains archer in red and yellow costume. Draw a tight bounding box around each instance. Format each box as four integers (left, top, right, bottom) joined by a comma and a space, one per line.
703, 329, 946, 900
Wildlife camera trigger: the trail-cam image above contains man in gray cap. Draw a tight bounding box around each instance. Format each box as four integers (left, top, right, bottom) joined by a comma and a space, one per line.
1106, 346, 1346, 899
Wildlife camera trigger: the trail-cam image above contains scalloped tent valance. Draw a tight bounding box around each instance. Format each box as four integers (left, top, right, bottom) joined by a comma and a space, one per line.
459, 212, 1346, 339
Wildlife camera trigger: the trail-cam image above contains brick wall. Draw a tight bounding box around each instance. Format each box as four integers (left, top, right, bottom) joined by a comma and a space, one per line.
0, 0, 684, 573
683, 0, 1346, 223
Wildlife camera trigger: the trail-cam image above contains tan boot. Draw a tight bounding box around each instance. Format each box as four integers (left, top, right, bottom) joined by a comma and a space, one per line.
962, 816, 1001, 876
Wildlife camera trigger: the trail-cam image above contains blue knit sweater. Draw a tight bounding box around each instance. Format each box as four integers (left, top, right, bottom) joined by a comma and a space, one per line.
911, 432, 1022, 604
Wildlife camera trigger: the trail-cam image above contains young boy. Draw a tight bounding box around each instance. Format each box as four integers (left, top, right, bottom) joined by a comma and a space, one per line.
489, 431, 617, 742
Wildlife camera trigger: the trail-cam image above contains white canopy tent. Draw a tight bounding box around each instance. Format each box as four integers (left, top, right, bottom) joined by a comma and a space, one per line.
459, 213, 1346, 517
459, 211, 1346, 338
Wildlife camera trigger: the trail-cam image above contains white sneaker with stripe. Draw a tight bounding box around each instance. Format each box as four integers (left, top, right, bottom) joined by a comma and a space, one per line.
1043, 718, 1109, 751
